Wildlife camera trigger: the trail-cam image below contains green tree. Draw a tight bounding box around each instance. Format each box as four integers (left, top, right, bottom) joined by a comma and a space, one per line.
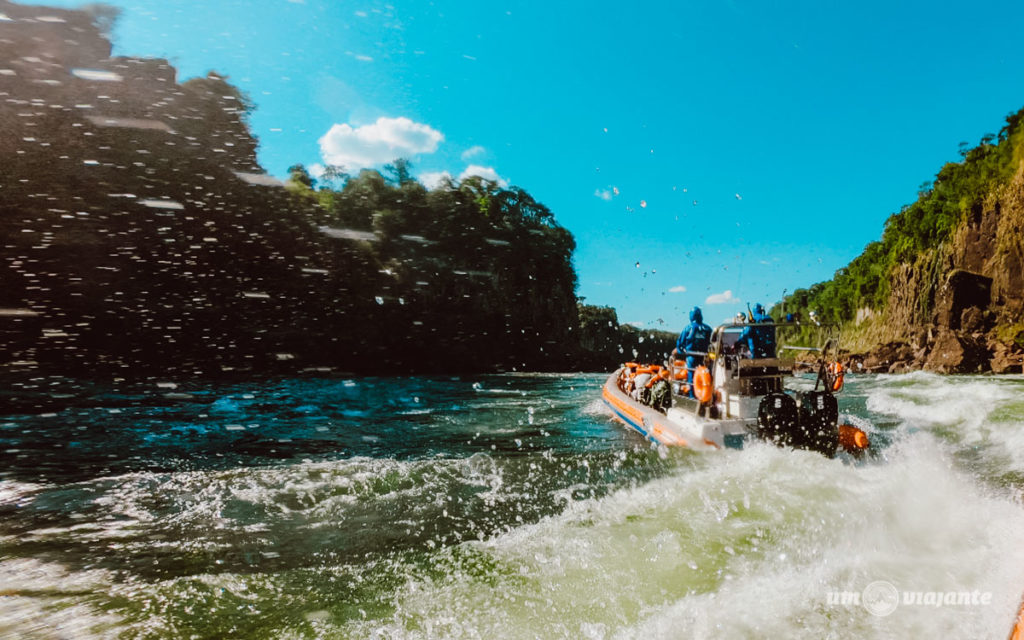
287, 164, 316, 190
383, 158, 414, 186
319, 165, 349, 190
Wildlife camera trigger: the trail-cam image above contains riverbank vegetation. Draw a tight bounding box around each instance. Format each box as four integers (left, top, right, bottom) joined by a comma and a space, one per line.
0, 1, 666, 377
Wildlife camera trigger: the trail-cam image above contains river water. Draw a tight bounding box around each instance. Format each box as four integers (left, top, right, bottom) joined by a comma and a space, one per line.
2, 371, 1024, 639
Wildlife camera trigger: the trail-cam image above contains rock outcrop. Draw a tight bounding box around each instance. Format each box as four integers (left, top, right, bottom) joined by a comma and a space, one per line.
787, 105, 1024, 375
933, 269, 992, 332
856, 266, 1022, 374
854, 176, 1024, 374
923, 330, 990, 373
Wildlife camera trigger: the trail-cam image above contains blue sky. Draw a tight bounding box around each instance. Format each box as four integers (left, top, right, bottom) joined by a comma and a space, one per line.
26, 0, 1024, 330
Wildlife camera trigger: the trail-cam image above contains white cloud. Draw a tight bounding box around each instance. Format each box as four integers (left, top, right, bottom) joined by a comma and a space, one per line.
461, 145, 485, 161
319, 116, 444, 169
307, 163, 325, 179
419, 170, 453, 190
668, 285, 687, 293
459, 164, 507, 187
595, 189, 612, 201
705, 289, 739, 305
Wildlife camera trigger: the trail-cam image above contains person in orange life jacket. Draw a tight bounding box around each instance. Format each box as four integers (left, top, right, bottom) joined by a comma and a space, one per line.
672, 306, 711, 398
738, 303, 776, 358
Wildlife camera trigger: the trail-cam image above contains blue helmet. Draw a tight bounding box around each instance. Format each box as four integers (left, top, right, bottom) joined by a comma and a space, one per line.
753, 303, 765, 316
690, 306, 703, 323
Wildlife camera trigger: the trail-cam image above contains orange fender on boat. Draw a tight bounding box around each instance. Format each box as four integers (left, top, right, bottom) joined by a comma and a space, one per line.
838, 424, 869, 453
693, 366, 713, 404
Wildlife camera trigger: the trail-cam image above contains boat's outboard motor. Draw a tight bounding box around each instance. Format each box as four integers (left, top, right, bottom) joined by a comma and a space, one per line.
795, 390, 840, 457
757, 393, 799, 447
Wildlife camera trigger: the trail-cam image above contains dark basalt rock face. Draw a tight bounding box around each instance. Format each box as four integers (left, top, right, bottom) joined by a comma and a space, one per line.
794, 108, 1024, 376
933, 270, 992, 333
923, 330, 990, 374
855, 265, 1021, 374
918, 270, 994, 373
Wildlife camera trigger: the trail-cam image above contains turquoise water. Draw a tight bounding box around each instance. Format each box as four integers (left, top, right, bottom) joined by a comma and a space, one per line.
2, 372, 1024, 638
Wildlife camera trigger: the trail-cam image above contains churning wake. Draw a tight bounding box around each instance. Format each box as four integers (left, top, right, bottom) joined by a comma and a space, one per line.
2, 372, 1024, 638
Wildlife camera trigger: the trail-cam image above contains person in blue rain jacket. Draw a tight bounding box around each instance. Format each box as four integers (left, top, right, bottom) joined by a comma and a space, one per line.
738, 303, 776, 358
673, 306, 711, 397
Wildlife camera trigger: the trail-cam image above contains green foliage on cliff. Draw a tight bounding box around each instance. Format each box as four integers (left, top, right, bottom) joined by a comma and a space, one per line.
777, 107, 1024, 328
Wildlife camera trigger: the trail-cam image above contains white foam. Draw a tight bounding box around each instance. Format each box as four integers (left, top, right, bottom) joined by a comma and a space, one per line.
0, 558, 121, 639
865, 372, 1024, 473
343, 438, 1024, 638
0, 480, 45, 506
68, 456, 504, 544
867, 372, 1012, 431
7, 372, 1024, 637
580, 397, 609, 416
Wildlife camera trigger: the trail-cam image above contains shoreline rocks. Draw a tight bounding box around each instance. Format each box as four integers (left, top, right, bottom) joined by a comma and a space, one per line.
845, 335, 1022, 375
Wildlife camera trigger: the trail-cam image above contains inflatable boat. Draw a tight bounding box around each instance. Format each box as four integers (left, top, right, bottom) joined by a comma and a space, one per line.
1010, 595, 1024, 640
602, 322, 869, 457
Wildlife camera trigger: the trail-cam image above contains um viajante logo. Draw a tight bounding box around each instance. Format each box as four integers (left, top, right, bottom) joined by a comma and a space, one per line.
826, 580, 993, 617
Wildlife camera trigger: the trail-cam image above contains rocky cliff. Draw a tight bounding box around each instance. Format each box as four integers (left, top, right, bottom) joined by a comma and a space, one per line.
847, 166, 1024, 374
780, 106, 1024, 375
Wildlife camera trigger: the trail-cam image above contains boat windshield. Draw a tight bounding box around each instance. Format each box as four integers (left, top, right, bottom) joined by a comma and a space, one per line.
712, 322, 840, 360
718, 325, 746, 354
